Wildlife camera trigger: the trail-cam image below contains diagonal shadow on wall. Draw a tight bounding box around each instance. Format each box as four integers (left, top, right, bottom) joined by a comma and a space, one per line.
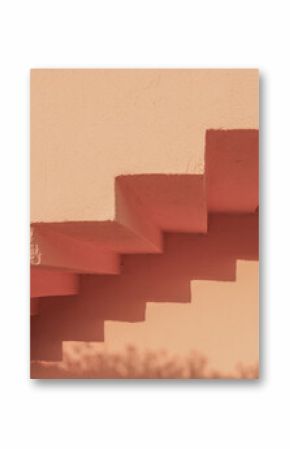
31, 212, 258, 362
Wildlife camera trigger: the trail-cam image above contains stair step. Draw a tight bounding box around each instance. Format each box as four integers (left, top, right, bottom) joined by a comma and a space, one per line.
206, 129, 258, 213
117, 174, 207, 233
31, 226, 120, 274
31, 267, 79, 298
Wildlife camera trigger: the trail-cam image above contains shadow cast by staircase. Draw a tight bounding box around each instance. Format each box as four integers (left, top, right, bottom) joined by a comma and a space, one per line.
31, 213, 258, 362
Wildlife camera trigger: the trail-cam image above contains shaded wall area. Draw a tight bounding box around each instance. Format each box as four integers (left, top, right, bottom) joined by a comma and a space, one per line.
97, 260, 258, 373
31, 213, 258, 377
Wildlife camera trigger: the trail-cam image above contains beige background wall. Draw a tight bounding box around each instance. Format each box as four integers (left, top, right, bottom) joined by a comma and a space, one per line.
31, 69, 258, 222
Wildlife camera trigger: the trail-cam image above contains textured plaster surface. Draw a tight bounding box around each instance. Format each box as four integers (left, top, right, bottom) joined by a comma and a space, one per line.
31, 69, 258, 222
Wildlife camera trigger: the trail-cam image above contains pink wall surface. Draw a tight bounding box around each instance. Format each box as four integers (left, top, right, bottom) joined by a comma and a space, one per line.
30, 69, 259, 379
31, 69, 258, 223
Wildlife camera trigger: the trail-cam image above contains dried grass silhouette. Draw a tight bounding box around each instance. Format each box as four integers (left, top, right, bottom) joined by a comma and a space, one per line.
31, 345, 259, 379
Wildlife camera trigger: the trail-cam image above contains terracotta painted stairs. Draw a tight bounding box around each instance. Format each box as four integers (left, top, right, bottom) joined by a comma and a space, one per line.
30, 129, 259, 362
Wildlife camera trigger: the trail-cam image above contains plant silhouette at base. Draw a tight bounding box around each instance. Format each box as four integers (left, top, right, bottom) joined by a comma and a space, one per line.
31, 345, 259, 379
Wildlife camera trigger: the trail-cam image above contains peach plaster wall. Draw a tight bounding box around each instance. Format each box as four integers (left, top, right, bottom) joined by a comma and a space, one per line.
30, 69, 259, 378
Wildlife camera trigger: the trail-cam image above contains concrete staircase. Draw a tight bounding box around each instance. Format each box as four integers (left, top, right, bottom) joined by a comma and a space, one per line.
30, 129, 258, 362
